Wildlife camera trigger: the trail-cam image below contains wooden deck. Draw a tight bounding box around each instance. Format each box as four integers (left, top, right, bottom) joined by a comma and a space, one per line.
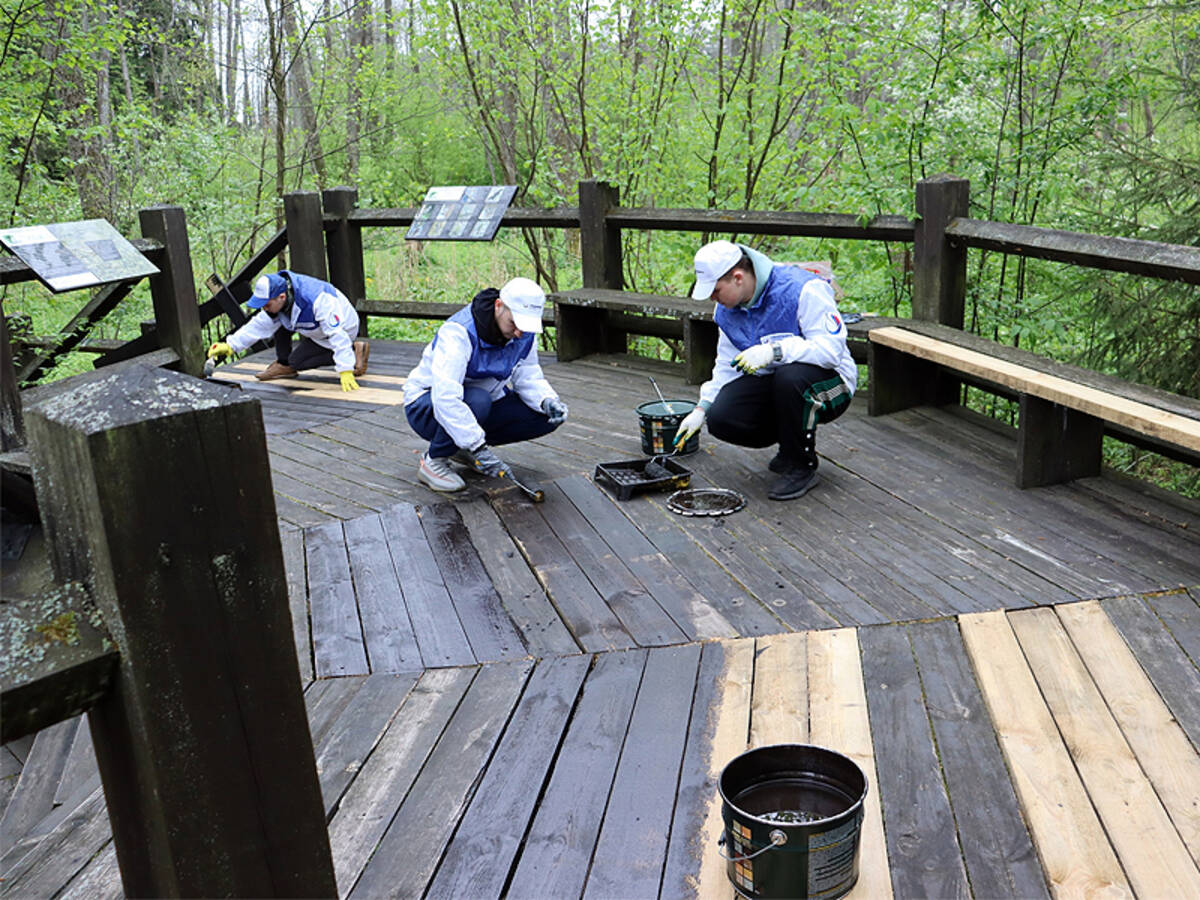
3, 340, 1199, 897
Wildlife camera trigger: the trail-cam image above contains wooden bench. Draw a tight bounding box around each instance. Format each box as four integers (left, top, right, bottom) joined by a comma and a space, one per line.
548, 288, 718, 384
868, 322, 1200, 488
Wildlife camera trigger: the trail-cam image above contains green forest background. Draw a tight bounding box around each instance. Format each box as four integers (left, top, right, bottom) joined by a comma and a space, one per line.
3, 0, 1198, 489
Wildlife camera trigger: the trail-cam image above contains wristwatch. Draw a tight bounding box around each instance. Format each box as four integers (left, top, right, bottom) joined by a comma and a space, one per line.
771, 341, 783, 363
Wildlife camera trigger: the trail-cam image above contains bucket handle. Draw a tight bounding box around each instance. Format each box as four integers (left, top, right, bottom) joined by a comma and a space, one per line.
718, 828, 788, 862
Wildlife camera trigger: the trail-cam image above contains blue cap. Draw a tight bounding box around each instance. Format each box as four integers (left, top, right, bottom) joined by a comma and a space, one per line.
248, 274, 286, 309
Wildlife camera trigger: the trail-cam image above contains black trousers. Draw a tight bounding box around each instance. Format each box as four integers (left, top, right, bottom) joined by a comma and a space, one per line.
275, 332, 335, 371
707, 362, 852, 462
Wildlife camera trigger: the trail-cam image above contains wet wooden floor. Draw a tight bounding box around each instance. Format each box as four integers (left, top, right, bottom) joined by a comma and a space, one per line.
3, 340, 1199, 897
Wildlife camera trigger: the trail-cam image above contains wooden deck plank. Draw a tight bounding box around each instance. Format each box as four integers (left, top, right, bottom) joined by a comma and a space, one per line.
585, 643, 702, 899
1145, 590, 1200, 667
749, 632, 808, 746
347, 659, 533, 899
268, 435, 410, 505
540, 481, 689, 647
858, 624, 970, 900
424, 654, 590, 899
506, 649, 645, 900
1102, 594, 1200, 752
312, 672, 419, 816
268, 450, 400, 513
0, 717, 78, 855
608, 494, 784, 637
328, 667, 475, 896
272, 489, 336, 528
271, 467, 377, 522
454, 499, 580, 657
1056, 601, 1200, 867
279, 527, 313, 682
960, 610, 1130, 897
491, 489, 637, 653
305, 520, 370, 678
1009, 606, 1200, 897
52, 721, 95, 809
557, 474, 738, 641
807, 628, 891, 900
906, 619, 1048, 899
57, 840, 120, 899
341, 513, 425, 674
305, 676, 366, 749
418, 502, 529, 662
667, 639, 753, 900
379, 503, 477, 667
0, 787, 111, 897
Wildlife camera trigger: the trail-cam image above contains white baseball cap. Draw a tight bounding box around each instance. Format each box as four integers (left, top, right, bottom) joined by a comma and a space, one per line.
691, 240, 744, 300
499, 277, 546, 333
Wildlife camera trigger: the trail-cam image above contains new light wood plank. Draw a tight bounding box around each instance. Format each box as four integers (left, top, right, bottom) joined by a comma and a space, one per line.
1010, 606, 1200, 896
808, 628, 892, 900
1056, 600, 1200, 867
960, 610, 1130, 899
216, 366, 406, 405
749, 632, 808, 747
870, 327, 1200, 451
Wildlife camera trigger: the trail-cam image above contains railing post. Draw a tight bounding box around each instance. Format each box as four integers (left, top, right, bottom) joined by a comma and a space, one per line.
559, 180, 625, 360
323, 186, 368, 336
912, 175, 969, 327
24, 366, 336, 898
284, 191, 329, 280
1, 312, 24, 450
138, 205, 204, 377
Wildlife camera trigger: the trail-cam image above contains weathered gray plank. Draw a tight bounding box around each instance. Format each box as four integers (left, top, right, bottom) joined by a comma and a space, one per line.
0, 785, 111, 897
585, 643, 702, 899
506, 649, 645, 899
1144, 591, 1200, 667
348, 659, 533, 899
279, 527, 313, 682
52, 719, 96, 808
907, 619, 1049, 899
342, 514, 424, 673
419, 502, 528, 662
328, 667, 476, 896
57, 839, 122, 898
305, 520, 370, 677
0, 717, 78, 855
425, 653, 591, 899
379, 503, 476, 667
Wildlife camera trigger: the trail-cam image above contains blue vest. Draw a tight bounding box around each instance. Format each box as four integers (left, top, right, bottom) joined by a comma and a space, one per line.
439, 304, 535, 380
280, 270, 335, 329
714, 266, 819, 350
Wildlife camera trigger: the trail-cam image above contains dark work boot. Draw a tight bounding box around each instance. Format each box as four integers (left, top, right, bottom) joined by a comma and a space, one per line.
769, 430, 819, 500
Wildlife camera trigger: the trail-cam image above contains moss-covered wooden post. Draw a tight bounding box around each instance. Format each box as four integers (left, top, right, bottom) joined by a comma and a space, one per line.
138, 206, 204, 378
24, 366, 336, 898
323, 186, 368, 336
1, 312, 24, 450
284, 191, 329, 280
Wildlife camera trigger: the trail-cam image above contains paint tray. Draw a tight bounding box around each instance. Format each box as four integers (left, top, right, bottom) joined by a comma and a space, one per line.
594, 457, 692, 501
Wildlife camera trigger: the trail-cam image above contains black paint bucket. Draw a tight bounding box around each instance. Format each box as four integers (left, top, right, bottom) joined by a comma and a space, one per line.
719, 744, 867, 900
636, 400, 699, 455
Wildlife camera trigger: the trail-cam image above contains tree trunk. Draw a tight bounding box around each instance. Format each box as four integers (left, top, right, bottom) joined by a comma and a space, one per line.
281, 0, 327, 185
346, 0, 364, 180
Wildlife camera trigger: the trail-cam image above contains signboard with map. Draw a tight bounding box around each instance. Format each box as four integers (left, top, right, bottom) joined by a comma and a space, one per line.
406, 185, 517, 242
0, 219, 159, 293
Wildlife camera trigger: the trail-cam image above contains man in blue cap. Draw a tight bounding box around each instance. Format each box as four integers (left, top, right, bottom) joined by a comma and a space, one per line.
403, 277, 568, 492
673, 240, 856, 500
206, 271, 369, 390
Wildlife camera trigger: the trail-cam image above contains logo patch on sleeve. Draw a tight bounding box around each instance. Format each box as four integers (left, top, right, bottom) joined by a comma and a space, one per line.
826, 311, 843, 334
328, 314, 341, 328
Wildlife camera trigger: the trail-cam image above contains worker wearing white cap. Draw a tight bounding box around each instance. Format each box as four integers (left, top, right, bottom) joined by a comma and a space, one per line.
403, 277, 568, 492
673, 240, 857, 500
206, 270, 369, 391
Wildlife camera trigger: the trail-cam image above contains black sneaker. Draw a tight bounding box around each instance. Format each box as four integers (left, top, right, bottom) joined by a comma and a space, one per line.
768, 452, 793, 473
769, 466, 819, 500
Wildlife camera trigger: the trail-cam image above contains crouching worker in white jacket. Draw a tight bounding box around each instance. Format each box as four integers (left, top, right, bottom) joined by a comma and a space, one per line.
207, 270, 369, 391
403, 277, 569, 492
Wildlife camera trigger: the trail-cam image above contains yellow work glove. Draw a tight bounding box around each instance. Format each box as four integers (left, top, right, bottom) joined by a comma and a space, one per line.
340, 371, 359, 392
207, 341, 233, 361
673, 406, 706, 448
731, 343, 776, 374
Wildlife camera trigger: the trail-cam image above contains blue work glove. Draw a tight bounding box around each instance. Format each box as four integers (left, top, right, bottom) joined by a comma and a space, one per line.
470, 445, 512, 479
674, 407, 706, 448
731, 343, 776, 374
541, 396, 569, 425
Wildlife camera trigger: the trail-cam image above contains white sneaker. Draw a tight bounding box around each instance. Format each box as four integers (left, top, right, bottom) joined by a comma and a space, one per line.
418, 453, 466, 492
